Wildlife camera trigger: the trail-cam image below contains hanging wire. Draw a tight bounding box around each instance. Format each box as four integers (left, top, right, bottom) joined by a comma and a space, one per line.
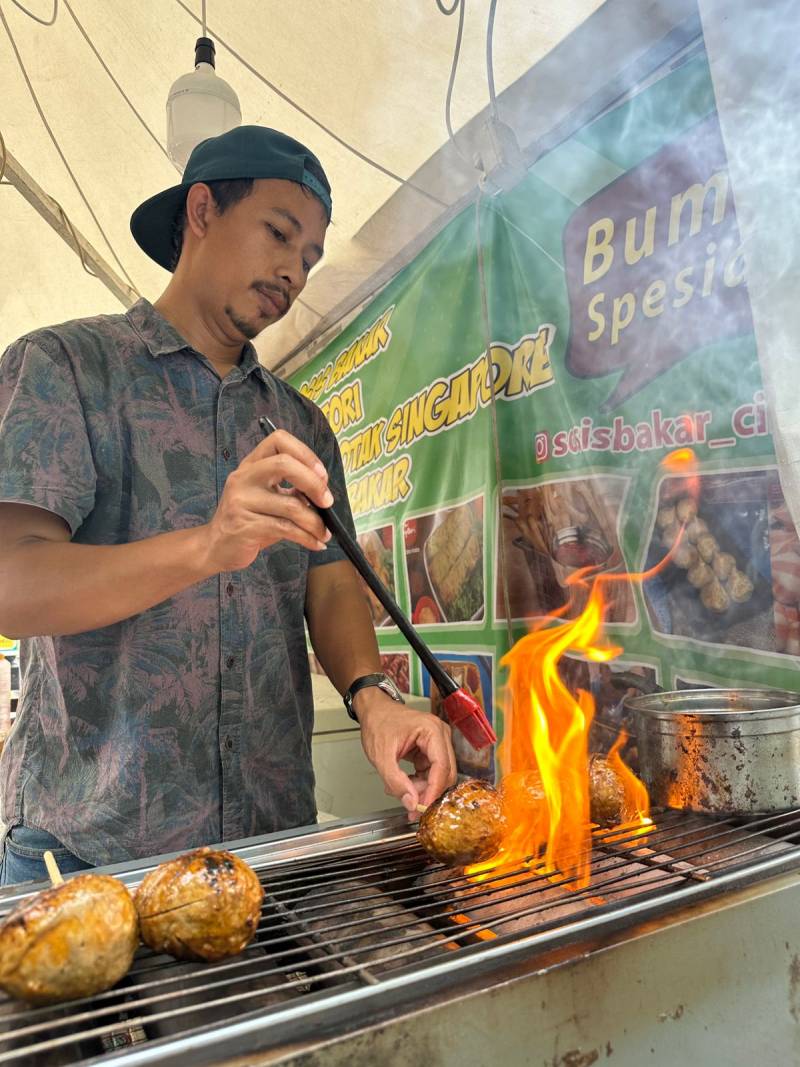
435, 0, 460, 13
9, 0, 56, 25
173, 0, 447, 208
486, 0, 499, 119
62, 1, 170, 161
0, 1, 140, 293
201, 0, 206, 37
441, 0, 472, 169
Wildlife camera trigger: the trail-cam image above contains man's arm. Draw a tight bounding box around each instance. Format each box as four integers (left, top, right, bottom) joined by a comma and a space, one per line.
306, 560, 457, 812
0, 430, 332, 638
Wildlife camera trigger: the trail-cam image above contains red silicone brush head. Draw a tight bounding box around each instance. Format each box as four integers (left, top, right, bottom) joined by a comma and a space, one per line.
441, 688, 497, 749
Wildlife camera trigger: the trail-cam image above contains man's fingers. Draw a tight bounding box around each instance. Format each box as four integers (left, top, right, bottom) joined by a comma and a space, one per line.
244, 454, 334, 510
398, 727, 457, 808
243, 427, 328, 481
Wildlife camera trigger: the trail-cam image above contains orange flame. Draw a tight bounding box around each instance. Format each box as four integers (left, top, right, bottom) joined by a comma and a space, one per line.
467, 540, 662, 888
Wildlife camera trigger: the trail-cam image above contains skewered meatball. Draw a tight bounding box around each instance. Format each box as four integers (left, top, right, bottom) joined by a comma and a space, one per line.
701, 578, 730, 614
729, 570, 755, 604
685, 518, 709, 543
136, 847, 263, 962
672, 542, 699, 570
676, 498, 698, 523
418, 779, 506, 866
589, 756, 631, 828
688, 560, 714, 588
712, 552, 736, 580
0, 874, 138, 1004
657, 506, 677, 530
661, 522, 682, 550
697, 534, 719, 563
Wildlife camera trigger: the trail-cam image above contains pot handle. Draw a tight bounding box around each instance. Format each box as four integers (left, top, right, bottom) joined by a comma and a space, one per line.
609, 671, 664, 696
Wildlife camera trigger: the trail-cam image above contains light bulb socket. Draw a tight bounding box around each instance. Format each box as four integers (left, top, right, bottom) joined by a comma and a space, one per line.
194, 37, 216, 68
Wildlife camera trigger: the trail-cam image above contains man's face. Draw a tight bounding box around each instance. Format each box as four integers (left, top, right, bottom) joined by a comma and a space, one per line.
194, 178, 328, 340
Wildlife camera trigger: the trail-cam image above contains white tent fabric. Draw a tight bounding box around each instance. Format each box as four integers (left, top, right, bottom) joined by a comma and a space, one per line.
0, 0, 602, 364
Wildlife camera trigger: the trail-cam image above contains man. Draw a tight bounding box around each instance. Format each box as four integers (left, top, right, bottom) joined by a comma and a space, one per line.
0, 126, 456, 885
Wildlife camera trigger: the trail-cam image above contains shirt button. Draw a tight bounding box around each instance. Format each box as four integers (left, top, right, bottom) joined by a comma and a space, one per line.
224, 735, 234, 750
226, 655, 235, 670
226, 582, 234, 597
222, 447, 231, 461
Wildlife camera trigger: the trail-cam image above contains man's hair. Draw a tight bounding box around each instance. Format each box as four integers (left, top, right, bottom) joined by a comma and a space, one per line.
168, 159, 332, 271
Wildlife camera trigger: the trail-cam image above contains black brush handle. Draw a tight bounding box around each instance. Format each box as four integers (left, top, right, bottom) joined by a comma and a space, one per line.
258, 416, 456, 696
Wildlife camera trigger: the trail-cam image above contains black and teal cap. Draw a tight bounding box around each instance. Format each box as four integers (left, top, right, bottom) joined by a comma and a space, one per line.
130, 125, 332, 271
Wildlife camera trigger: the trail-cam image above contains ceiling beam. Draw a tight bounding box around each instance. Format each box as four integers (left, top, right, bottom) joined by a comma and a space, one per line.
2, 146, 139, 309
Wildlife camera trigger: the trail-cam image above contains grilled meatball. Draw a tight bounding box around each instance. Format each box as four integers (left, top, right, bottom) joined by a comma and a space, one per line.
701, 578, 730, 614
688, 560, 714, 588
418, 779, 505, 866
589, 756, 631, 828
136, 847, 263, 962
712, 552, 736, 581
672, 542, 699, 570
656, 506, 677, 530
685, 518, 709, 543
0, 874, 138, 1005
676, 498, 698, 523
697, 534, 719, 563
660, 522, 682, 550
729, 570, 755, 604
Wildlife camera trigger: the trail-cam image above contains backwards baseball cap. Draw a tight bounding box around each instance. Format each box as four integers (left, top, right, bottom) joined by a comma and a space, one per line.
130, 125, 332, 272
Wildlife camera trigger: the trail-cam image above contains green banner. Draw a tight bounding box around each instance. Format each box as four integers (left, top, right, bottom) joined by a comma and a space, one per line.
294, 47, 799, 779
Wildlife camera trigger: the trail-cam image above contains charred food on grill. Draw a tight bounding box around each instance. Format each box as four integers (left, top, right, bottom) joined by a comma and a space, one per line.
0, 874, 138, 1004
135, 847, 264, 962
417, 779, 506, 866
589, 756, 633, 828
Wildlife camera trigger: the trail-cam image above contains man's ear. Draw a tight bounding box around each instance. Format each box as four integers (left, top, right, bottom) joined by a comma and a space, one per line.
185, 183, 215, 240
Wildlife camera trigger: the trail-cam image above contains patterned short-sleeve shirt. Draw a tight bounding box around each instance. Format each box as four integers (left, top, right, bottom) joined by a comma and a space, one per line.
0, 299, 355, 866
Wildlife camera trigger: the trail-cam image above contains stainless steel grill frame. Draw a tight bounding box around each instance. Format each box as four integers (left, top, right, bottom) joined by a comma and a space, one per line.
2, 806, 800, 1066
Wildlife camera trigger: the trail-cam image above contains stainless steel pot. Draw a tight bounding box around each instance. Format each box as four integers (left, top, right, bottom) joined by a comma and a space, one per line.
624, 688, 800, 815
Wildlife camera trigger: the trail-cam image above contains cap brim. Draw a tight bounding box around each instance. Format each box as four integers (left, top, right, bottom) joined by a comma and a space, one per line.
130, 183, 191, 273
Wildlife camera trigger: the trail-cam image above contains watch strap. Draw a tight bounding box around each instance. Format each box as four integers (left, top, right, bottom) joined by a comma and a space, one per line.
343, 673, 404, 722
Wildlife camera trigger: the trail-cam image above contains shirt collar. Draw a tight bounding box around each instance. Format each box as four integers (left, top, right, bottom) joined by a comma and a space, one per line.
126, 297, 270, 382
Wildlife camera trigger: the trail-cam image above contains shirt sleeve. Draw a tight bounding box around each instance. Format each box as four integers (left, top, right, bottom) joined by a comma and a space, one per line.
0, 334, 97, 535
308, 405, 358, 569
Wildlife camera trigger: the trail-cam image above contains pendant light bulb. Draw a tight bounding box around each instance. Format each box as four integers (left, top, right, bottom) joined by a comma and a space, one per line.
166, 37, 242, 173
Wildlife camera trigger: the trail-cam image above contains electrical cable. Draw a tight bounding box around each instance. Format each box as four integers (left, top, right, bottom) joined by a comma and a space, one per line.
441, 0, 472, 169
173, 0, 447, 208
62, 0, 170, 161
0, 0, 140, 293
9, 0, 56, 25
201, 0, 206, 37
486, 0, 499, 119
435, 0, 460, 13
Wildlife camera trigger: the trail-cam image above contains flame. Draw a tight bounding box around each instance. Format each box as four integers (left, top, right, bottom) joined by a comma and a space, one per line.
467, 573, 653, 889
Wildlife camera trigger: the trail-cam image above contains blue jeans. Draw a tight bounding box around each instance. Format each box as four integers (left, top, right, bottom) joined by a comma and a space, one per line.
0, 825, 93, 886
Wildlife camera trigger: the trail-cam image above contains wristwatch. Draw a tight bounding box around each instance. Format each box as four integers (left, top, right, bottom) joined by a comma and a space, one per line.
343, 673, 405, 722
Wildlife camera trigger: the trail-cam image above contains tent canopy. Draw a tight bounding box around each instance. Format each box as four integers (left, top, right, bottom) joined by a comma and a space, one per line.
2, 0, 697, 370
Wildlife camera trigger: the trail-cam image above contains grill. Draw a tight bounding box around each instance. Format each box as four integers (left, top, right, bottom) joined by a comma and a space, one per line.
2, 806, 800, 1066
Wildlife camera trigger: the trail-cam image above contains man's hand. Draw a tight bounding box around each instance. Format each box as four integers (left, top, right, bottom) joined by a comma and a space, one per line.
354, 688, 457, 818
201, 430, 333, 573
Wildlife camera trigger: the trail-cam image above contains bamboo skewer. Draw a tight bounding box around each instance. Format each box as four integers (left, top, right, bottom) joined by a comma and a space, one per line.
43, 849, 64, 886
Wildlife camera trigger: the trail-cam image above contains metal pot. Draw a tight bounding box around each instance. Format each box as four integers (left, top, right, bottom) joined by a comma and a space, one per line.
624, 688, 800, 815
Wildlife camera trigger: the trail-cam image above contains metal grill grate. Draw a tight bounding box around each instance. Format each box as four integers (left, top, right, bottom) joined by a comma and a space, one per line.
2, 807, 800, 1066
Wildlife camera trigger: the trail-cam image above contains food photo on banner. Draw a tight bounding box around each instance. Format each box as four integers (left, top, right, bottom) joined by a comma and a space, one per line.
419, 652, 495, 782
294, 42, 800, 778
